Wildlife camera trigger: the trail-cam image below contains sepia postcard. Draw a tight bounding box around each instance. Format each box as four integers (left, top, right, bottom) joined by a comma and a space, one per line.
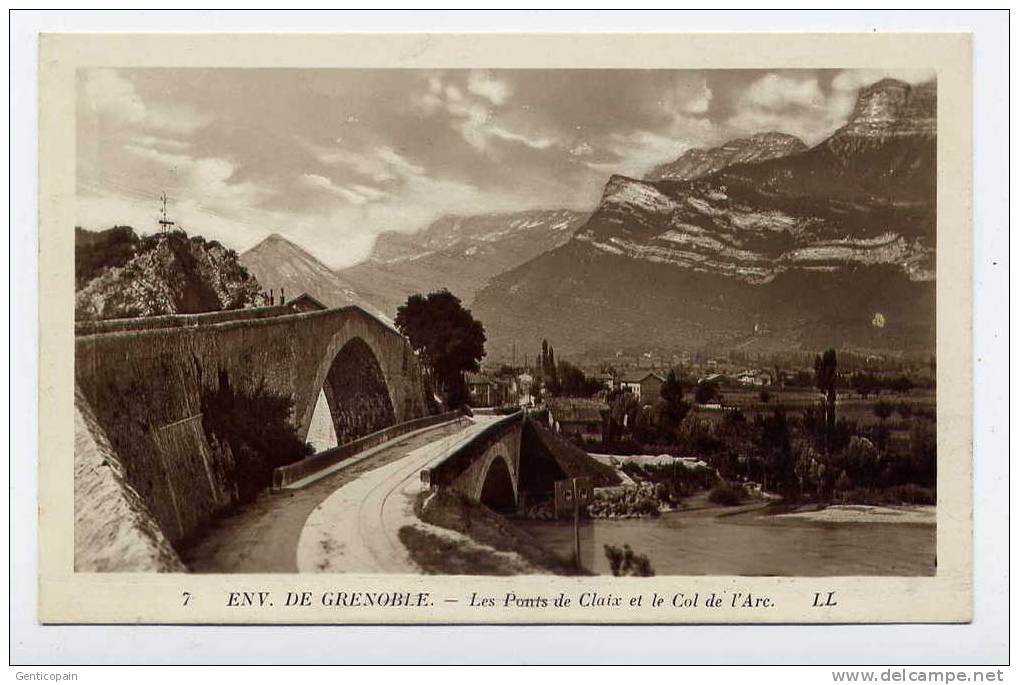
38, 32, 973, 624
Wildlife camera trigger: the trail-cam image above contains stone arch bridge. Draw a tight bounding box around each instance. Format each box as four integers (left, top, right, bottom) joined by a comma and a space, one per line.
75, 302, 430, 546
420, 411, 620, 514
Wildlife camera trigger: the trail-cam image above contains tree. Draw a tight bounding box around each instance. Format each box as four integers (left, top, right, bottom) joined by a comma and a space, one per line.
851, 371, 876, 398
556, 359, 602, 397
659, 370, 689, 440
395, 290, 486, 407
695, 380, 718, 405
758, 407, 795, 496
814, 348, 838, 457
873, 400, 894, 423
539, 339, 560, 395
841, 436, 881, 489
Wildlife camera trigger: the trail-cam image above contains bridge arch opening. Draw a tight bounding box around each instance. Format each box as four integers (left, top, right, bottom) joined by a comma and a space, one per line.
479, 455, 516, 514
306, 389, 339, 452
317, 337, 396, 448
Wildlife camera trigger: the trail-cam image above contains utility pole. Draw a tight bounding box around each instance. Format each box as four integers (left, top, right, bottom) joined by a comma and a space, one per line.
555, 477, 591, 571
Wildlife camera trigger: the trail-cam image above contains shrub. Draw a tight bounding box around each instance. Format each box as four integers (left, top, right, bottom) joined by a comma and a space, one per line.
708, 480, 745, 506
587, 484, 661, 518
873, 400, 895, 422
201, 371, 313, 503
604, 544, 655, 577
695, 380, 719, 404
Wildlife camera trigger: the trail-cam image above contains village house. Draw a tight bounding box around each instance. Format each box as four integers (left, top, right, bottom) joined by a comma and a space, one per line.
516, 372, 534, 405
699, 372, 735, 388
736, 369, 774, 387
465, 372, 509, 407
547, 397, 609, 444
618, 371, 665, 403
285, 292, 328, 313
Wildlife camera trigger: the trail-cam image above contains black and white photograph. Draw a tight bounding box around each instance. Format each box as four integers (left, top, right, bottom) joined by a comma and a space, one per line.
72, 64, 941, 579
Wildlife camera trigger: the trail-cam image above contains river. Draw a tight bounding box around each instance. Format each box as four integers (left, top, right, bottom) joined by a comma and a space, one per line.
518, 506, 936, 576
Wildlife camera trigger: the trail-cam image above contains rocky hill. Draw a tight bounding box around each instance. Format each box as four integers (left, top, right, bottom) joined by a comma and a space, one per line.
339, 209, 587, 316
75, 227, 264, 321
644, 132, 807, 182
471, 78, 937, 358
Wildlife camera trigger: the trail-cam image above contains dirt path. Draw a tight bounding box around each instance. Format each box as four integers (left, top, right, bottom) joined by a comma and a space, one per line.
182, 421, 470, 573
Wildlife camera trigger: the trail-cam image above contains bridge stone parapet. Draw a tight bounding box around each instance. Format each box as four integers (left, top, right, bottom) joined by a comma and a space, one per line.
73, 303, 299, 335
273, 410, 463, 489
422, 412, 524, 512
75, 305, 430, 549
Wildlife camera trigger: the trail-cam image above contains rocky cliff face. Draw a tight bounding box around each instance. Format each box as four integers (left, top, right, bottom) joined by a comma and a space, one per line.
644, 132, 807, 182
339, 209, 587, 315
568, 78, 936, 285
75, 229, 264, 321
471, 78, 937, 357
837, 78, 936, 139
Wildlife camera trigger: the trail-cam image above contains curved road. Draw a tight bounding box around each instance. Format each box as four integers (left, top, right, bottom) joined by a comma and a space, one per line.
183, 416, 493, 573
296, 415, 499, 573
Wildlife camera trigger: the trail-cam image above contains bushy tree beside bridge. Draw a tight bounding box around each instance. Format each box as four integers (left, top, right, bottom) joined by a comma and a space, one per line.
395, 290, 486, 408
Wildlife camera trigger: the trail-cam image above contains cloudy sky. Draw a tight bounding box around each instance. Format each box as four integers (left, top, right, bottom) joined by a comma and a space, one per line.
76, 67, 933, 268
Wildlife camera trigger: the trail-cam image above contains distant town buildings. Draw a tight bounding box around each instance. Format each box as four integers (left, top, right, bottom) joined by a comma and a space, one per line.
466, 372, 514, 407
618, 371, 665, 402
735, 369, 774, 386
547, 397, 608, 444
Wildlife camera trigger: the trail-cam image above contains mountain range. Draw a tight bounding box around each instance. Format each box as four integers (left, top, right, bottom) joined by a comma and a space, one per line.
644, 131, 807, 182
470, 78, 936, 357
336, 209, 587, 316
239, 77, 937, 360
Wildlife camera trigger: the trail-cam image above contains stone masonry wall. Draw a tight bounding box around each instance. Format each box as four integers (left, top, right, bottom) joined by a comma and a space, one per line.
74, 306, 429, 551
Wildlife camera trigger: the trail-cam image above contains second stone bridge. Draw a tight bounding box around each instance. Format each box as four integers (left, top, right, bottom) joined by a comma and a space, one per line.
420, 411, 620, 513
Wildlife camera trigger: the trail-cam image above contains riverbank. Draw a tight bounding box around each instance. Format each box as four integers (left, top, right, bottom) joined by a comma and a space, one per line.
519, 497, 936, 576
775, 504, 936, 525
408, 488, 585, 576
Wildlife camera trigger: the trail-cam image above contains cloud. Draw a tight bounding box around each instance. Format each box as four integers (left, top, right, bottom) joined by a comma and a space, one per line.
681, 80, 713, 115
830, 68, 936, 93
299, 173, 389, 206
488, 125, 554, 150
570, 141, 594, 157
304, 139, 426, 183
744, 73, 825, 111
583, 113, 716, 178
124, 144, 264, 209
725, 72, 840, 144
82, 69, 210, 135
467, 70, 512, 106
412, 72, 554, 153
724, 69, 937, 145
129, 134, 192, 151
